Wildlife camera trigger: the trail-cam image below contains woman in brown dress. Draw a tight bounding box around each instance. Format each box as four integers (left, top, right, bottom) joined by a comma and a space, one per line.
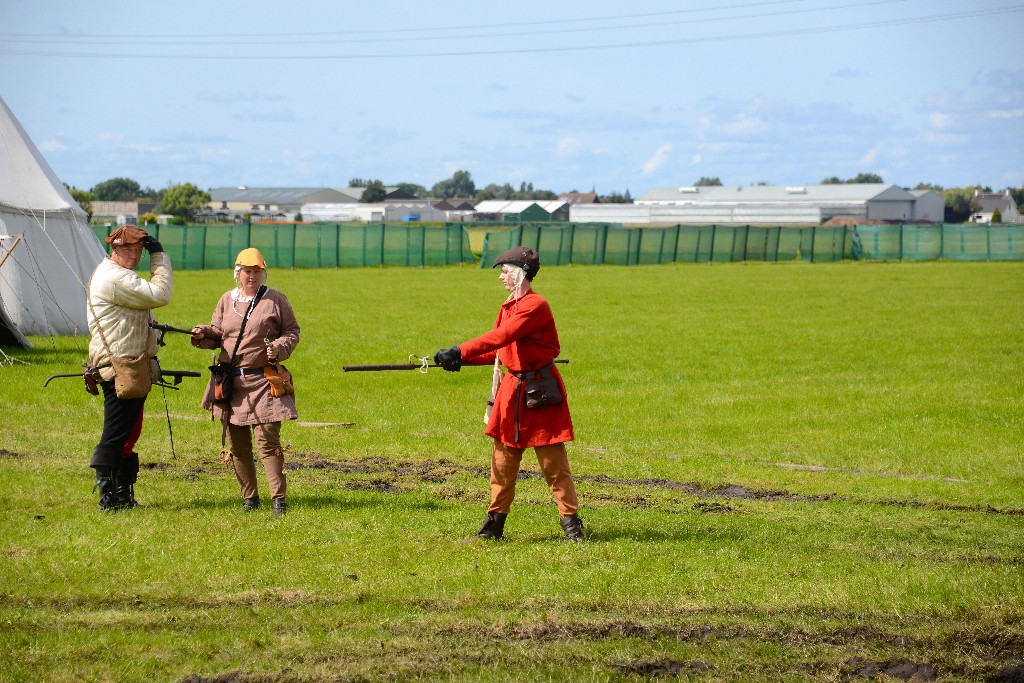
191, 248, 300, 516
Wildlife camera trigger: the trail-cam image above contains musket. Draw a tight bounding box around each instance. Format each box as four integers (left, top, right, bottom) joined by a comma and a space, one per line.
44, 368, 201, 390
343, 356, 568, 372
155, 370, 202, 388
150, 321, 193, 335
43, 371, 94, 387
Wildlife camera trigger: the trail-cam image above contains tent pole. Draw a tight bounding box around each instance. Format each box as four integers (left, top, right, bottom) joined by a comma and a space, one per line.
0, 233, 25, 270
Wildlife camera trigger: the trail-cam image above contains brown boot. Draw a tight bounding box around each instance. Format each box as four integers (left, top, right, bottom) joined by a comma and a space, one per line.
475, 511, 507, 540
559, 514, 585, 542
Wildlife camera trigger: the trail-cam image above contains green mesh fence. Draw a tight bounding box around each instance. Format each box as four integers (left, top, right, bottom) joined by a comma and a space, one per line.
91, 223, 474, 269
481, 223, 1024, 266
90, 221, 1023, 269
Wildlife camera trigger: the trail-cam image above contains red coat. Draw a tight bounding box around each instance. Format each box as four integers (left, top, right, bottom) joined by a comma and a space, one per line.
459, 290, 574, 448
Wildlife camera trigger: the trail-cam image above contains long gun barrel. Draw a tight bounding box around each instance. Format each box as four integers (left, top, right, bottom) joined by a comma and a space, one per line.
44, 368, 201, 388
343, 358, 568, 372
150, 321, 194, 335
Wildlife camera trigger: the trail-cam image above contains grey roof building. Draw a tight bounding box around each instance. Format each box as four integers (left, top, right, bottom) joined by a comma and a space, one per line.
971, 189, 1022, 224
571, 184, 942, 224
207, 187, 355, 217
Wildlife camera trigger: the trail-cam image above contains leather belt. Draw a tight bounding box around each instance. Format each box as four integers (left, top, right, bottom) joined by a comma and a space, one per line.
511, 363, 554, 443
233, 367, 265, 376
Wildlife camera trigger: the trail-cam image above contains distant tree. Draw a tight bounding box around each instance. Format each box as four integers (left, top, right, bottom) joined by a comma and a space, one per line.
942, 187, 985, 223
475, 183, 511, 201
396, 182, 428, 198
602, 192, 630, 204
431, 170, 476, 199
158, 182, 210, 221
360, 180, 387, 203
65, 185, 94, 220
92, 177, 142, 201
756, 181, 772, 186
991, 208, 1002, 224
293, 212, 303, 223
348, 178, 370, 188
139, 212, 157, 226
695, 177, 722, 186
914, 182, 944, 192
1009, 187, 1024, 208
821, 173, 883, 185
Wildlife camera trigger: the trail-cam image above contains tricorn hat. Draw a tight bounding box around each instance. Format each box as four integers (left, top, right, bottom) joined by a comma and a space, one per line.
104, 224, 148, 246
492, 246, 540, 281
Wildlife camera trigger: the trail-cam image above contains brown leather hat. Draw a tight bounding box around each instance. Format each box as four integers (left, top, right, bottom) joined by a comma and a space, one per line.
104, 224, 148, 246
492, 246, 540, 280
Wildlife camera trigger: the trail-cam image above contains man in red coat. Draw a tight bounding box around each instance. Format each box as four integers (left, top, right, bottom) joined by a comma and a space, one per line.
435, 247, 584, 541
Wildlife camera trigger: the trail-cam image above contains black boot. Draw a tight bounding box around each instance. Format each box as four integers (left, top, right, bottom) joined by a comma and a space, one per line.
475, 511, 507, 540
116, 453, 140, 508
272, 498, 287, 518
113, 481, 138, 509
242, 496, 261, 511
94, 470, 126, 512
560, 513, 585, 542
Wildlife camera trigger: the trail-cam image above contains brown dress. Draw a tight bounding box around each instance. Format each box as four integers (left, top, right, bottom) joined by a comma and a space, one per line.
193, 287, 299, 426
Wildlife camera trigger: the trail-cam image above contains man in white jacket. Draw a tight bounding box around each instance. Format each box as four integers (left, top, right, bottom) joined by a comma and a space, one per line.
87, 224, 173, 510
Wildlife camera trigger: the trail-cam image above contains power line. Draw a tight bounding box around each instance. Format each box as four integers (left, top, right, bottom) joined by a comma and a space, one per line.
0, 0, 857, 39
0, 5, 1020, 60
0, 0, 911, 47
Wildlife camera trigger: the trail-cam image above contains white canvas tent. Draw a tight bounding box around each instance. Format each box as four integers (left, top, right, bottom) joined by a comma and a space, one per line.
0, 96, 105, 348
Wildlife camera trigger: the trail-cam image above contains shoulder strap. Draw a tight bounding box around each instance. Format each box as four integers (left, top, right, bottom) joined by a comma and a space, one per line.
227, 284, 266, 366
86, 265, 114, 358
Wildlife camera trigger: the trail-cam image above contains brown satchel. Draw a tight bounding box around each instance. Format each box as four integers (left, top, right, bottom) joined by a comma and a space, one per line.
109, 353, 154, 399
264, 364, 294, 397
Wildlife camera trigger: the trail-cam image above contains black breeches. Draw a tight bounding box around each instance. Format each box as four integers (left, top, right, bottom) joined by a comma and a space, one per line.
90, 381, 146, 475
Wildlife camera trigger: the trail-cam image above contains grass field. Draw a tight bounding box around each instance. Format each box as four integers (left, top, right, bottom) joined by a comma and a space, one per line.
1, 261, 1022, 682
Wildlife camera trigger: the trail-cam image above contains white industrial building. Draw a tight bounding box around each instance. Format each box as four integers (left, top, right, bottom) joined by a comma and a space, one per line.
570, 184, 945, 224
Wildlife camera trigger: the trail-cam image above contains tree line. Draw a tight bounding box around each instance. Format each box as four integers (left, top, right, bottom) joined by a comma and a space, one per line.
67, 177, 209, 225
67, 170, 1021, 224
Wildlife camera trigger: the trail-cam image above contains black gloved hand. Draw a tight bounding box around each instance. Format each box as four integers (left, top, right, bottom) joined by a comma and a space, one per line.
434, 346, 462, 372
140, 235, 164, 254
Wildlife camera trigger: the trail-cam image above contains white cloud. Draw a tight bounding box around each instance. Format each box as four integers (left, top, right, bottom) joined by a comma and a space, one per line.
720, 116, 767, 136
555, 137, 581, 158
127, 143, 169, 153
990, 109, 1024, 119
929, 112, 952, 129
39, 139, 66, 152
642, 144, 672, 175
691, 154, 702, 165
860, 147, 879, 164
99, 132, 123, 145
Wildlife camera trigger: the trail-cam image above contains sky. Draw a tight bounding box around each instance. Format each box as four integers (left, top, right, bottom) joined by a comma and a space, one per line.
1, 0, 1022, 197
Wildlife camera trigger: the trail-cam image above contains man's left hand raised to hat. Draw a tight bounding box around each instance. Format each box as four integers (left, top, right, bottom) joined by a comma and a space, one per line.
140, 236, 164, 254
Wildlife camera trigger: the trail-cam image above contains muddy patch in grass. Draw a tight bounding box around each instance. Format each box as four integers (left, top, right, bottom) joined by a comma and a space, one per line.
180, 672, 282, 683
182, 453, 1024, 517
0, 448, 23, 458
613, 659, 714, 678
843, 657, 937, 681
345, 479, 401, 494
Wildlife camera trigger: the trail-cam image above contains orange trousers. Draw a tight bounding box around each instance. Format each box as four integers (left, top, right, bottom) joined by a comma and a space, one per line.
488, 439, 578, 516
